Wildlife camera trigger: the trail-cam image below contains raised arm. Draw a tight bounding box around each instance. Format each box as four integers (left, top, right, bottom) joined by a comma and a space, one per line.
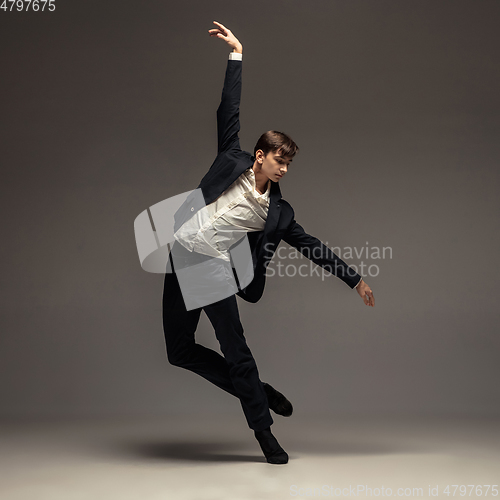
208, 21, 244, 154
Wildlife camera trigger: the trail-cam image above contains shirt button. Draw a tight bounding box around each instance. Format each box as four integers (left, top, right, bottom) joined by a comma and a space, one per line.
191, 207, 194, 211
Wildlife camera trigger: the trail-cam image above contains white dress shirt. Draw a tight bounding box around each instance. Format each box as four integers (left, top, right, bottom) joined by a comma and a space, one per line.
174, 163, 271, 262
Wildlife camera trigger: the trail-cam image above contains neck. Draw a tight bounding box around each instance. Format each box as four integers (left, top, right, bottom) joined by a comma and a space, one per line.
252, 162, 270, 194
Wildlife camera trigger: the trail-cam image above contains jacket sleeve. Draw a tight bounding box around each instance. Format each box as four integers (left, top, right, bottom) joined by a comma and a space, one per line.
282, 218, 363, 289
216, 59, 242, 154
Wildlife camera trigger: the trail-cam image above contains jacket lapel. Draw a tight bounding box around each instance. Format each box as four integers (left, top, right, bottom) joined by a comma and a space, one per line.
260, 181, 281, 256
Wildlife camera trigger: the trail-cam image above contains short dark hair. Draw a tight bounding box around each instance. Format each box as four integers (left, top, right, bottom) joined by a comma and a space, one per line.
253, 130, 299, 159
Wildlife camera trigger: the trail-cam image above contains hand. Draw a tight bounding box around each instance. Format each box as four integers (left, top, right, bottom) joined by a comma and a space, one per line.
208, 21, 243, 53
355, 279, 375, 307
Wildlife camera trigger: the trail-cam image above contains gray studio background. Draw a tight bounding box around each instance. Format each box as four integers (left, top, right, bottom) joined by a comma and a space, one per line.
1, 0, 499, 421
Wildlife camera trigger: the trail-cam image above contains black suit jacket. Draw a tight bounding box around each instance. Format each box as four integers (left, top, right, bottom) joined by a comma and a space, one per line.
173, 58, 362, 303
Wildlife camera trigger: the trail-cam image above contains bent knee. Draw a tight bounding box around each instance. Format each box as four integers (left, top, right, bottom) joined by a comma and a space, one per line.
166, 346, 193, 367
167, 352, 184, 367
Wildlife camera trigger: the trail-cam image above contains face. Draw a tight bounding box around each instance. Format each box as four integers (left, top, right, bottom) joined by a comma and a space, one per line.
255, 149, 293, 182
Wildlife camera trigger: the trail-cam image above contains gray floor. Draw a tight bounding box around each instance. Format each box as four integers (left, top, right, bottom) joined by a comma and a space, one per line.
0, 414, 498, 500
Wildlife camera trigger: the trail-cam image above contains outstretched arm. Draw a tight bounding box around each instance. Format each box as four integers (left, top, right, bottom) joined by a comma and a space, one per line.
208, 21, 244, 154
283, 219, 375, 307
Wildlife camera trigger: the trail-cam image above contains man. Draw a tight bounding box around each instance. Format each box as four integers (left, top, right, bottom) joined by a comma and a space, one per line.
162, 21, 375, 465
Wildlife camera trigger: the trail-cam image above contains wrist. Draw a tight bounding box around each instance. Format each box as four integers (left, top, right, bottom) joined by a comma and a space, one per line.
232, 44, 243, 54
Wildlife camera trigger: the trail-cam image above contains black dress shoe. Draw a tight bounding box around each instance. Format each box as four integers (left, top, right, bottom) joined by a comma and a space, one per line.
254, 427, 289, 464
262, 382, 293, 417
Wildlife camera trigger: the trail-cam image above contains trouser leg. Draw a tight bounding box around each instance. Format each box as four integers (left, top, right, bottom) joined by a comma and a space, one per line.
162, 258, 273, 431
162, 269, 240, 398
203, 294, 273, 431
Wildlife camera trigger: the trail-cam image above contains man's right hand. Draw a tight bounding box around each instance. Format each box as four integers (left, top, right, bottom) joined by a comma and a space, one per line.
208, 21, 243, 54
355, 279, 375, 307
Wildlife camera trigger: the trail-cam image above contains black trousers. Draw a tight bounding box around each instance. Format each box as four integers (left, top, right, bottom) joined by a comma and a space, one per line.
162, 242, 274, 431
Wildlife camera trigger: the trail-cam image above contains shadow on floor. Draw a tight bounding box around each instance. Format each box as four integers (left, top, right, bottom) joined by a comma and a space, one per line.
117, 439, 264, 463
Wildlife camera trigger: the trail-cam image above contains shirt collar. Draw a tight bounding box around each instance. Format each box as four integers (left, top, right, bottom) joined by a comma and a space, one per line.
245, 167, 271, 200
